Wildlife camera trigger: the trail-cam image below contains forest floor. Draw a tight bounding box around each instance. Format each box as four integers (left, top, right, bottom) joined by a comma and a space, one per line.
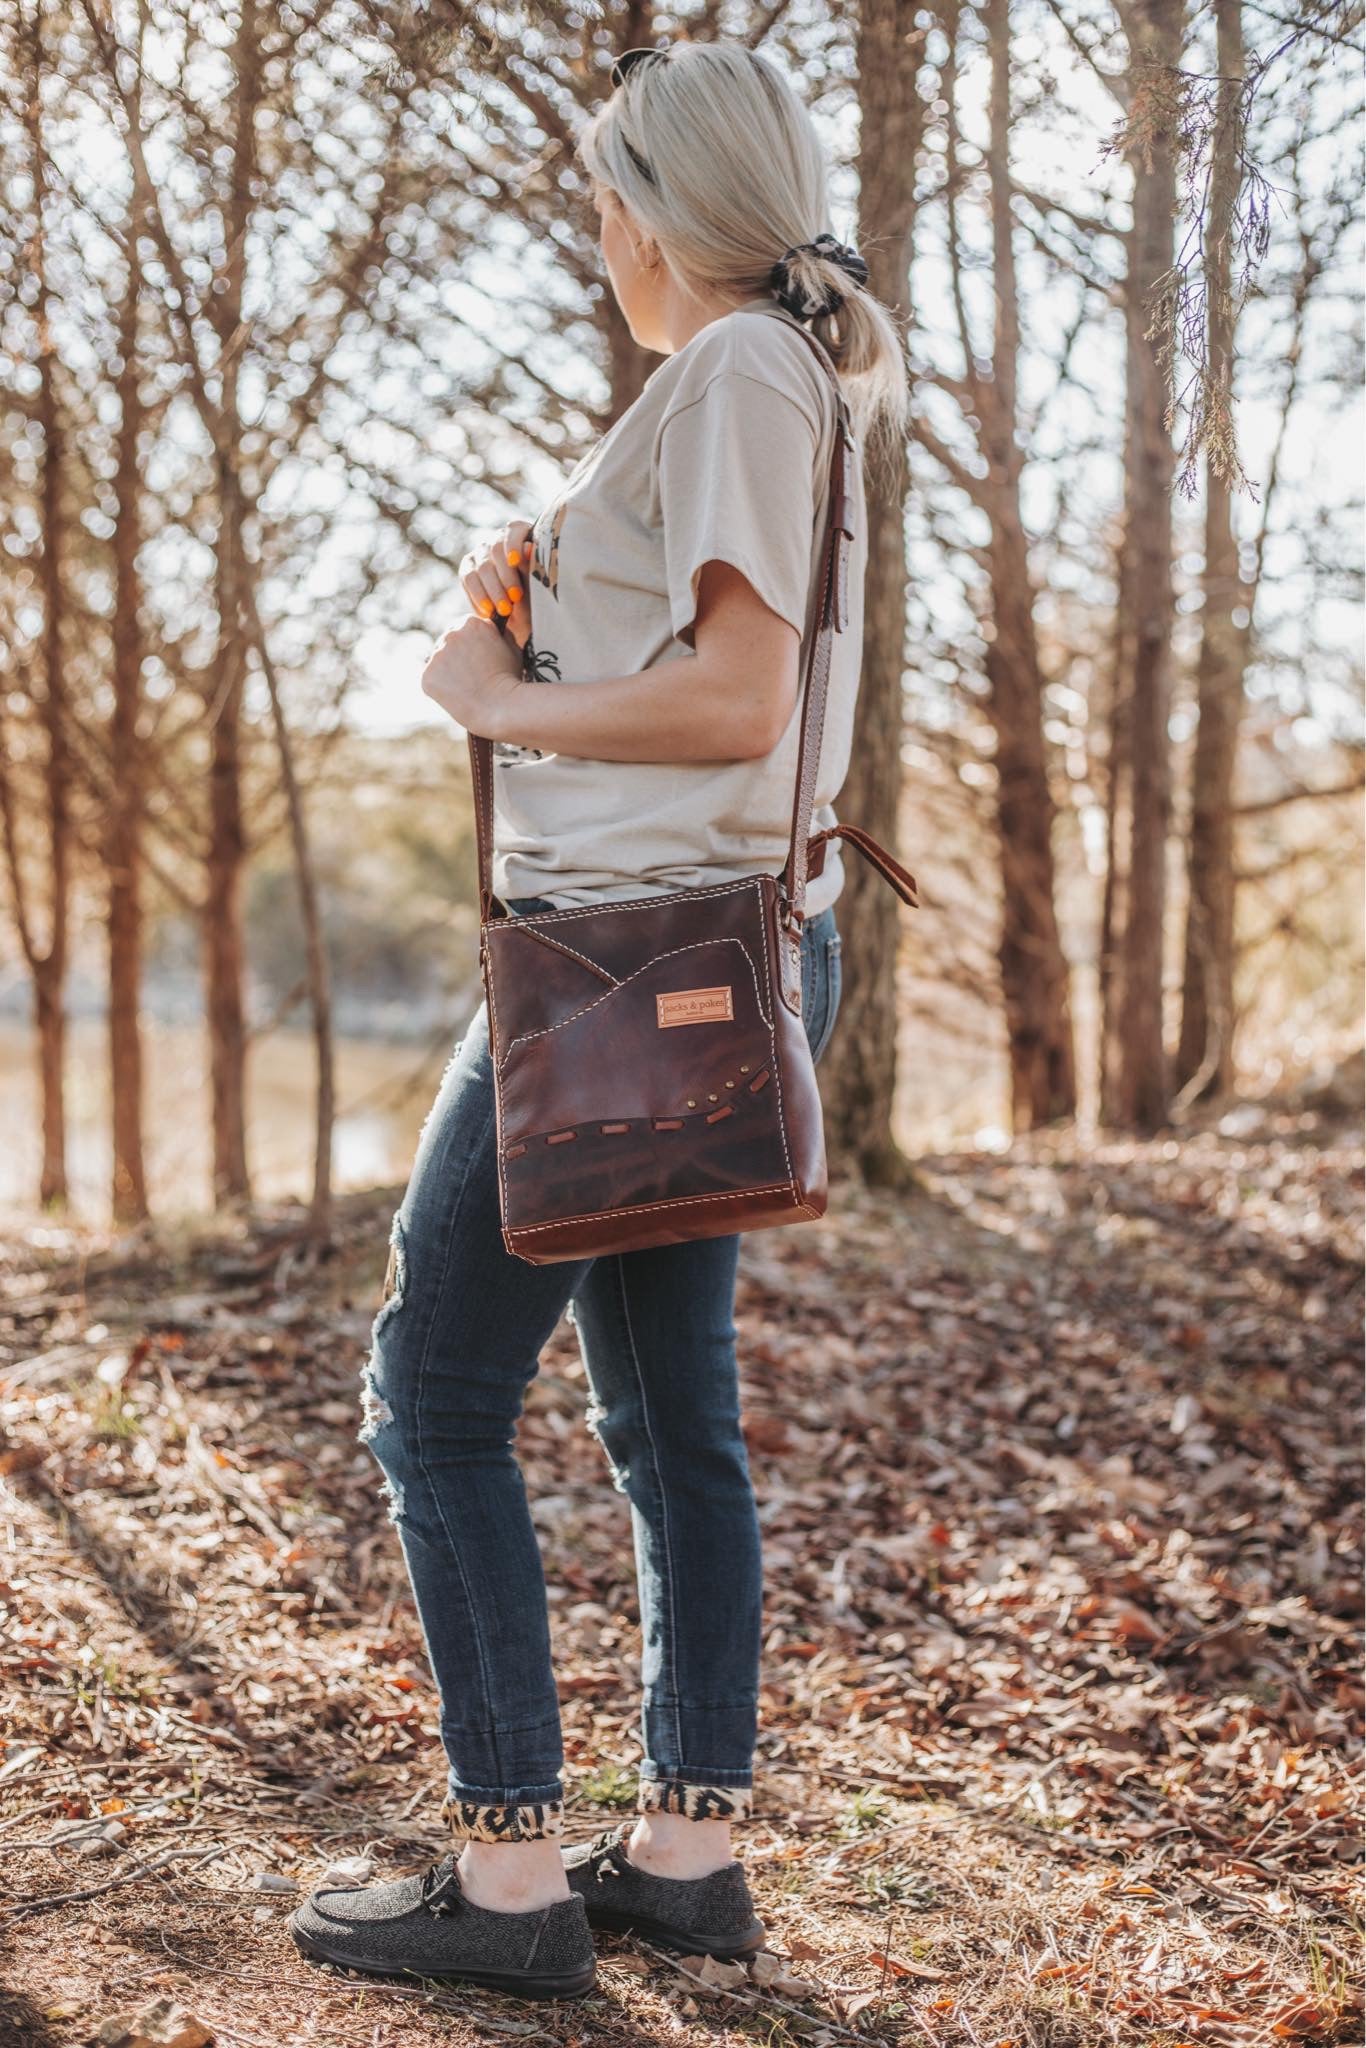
0, 1104, 1362, 2048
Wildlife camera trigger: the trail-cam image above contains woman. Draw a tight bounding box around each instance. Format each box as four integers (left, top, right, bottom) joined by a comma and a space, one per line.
290, 37, 908, 2002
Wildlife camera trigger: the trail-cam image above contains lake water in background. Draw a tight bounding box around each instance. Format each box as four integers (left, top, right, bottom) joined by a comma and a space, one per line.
0, 993, 1009, 1223
0, 1016, 477, 1221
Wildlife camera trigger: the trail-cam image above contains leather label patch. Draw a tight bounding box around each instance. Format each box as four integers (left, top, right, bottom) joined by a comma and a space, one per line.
656, 985, 734, 1029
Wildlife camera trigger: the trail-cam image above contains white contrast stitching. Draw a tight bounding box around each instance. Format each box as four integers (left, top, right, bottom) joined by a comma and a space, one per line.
491, 876, 763, 929
496, 936, 772, 1068
756, 913, 796, 1200
487, 877, 815, 1234
505, 923, 621, 985
507, 1183, 798, 1236
469, 740, 491, 904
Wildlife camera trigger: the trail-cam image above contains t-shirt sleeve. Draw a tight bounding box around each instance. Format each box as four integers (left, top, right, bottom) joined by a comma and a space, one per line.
657, 370, 821, 650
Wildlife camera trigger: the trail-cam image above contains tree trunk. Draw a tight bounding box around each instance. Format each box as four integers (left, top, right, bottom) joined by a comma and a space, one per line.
246, 581, 336, 1241
1099, 356, 1139, 1124
1116, 0, 1183, 1133
820, 0, 924, 1185
205, 534, 251, 1205
27, 0, 69, 1210
202, 0, 263, 1207
32, 962, 66, 1210
1175, 0, 1246, 1104
981, 0, 1077, 1129
108, 89, 150, 1226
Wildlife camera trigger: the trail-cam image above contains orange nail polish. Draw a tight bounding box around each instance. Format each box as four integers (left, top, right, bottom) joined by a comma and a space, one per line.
507, 585, 523, 603
478, 599, 495, 616
495, 598, 512, 616
507, 549, 522, 566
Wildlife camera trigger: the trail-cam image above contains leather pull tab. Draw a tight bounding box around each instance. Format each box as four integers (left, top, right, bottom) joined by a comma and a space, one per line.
811, 824, 920, 909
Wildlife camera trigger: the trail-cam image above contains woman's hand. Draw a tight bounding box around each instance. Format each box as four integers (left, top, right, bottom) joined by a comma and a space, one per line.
421, 612, 526, 740
458, 520, 535, 652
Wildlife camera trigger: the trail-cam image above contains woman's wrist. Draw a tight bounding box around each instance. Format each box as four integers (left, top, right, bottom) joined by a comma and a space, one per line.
485, 677, 536, 747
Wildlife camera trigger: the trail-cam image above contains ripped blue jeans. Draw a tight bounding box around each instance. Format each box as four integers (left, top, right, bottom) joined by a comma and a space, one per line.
360, 894, 842, 1845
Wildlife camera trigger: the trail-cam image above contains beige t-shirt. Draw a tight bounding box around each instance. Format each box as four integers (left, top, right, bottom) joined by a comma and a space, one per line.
490, 298, 867, 916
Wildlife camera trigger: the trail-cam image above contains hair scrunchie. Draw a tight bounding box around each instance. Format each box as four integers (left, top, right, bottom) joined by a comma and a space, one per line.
768, 233, 869, 322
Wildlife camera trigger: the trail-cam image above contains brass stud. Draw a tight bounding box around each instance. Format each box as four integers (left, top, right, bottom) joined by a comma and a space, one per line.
708, 1093, 718, 1102
686, 1098, 697, 1107
739, 1064, 750, 1074
725, 1080, 735, 1089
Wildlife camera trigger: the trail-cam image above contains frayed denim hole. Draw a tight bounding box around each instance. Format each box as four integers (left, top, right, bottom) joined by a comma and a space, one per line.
358, 1360, 394, 1445
380, 1472, 406, 1523
585, 1396, 629, 1494
371, 1212, 408, 1339
417, 1036, 466, 1148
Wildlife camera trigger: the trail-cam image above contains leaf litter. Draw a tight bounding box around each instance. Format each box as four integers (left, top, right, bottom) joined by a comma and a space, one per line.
0, 1112, 1361, 2044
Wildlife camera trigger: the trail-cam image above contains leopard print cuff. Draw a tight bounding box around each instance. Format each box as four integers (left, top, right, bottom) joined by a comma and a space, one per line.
637, 1779, 753, 1823
440, 1794, 565, 1843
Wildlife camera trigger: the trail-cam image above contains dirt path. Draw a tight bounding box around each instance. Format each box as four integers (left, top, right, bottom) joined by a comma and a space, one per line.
1, 1115, 1361, 2047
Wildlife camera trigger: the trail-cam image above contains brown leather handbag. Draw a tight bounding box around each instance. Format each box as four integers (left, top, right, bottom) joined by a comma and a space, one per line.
467, 327, 919, 1265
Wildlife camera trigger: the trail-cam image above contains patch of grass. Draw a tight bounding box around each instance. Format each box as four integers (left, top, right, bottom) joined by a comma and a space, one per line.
856, 1863, 940, 1910
68, 1650, 156, 1706
763, 1855, 815, 1900
575, 1763, 637, 1810
838, 1787, 893, 1837
740, 2018, 802, 2047
1014, 1806, 1084, 1833
89, 1389, 142, 1440
1307, 1928, 1352, 2007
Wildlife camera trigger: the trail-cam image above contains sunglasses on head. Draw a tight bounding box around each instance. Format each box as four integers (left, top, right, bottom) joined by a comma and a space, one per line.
609, 42, 672, 90
608, 41, 675, 183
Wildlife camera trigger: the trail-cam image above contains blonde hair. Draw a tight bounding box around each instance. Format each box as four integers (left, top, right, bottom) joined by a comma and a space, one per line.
576, 39, 909, 476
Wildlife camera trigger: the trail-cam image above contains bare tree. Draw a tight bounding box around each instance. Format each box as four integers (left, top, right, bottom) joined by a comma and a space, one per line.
908, 0, 1079, 1135
1174, 0, 1247, 1103
980, 0, 1079, 1128
818, 0, 926, 1183
1111, 0, 1185, 1134
1104, 0, 1353, 492
106, 8, 151, 1224
6, 0, 72, 1209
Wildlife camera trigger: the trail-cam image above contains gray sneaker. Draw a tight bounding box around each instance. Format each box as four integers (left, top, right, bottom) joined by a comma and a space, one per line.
562, 1822, 766, 1960
290, 1854, 597, 2000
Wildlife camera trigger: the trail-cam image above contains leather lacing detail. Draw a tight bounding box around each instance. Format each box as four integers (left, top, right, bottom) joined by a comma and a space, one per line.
420, 1855, 464, 1916
582, 1826, 631, 1882
504, 1069, 771, 1161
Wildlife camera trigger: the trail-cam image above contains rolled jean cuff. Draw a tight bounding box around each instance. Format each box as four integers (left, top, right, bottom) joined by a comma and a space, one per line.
637, 1769, 754, 1823
440, 1790, 565, 1843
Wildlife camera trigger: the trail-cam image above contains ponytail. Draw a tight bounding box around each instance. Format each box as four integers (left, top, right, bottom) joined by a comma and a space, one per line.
577, 40, 910, 470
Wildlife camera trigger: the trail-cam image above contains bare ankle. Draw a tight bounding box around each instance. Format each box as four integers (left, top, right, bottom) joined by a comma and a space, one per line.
626, 1813, 733, 1880
456, 1839, 570, 1912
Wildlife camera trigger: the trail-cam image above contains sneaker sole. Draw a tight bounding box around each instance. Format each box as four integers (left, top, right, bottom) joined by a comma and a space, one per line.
289, 1915, 598, 2000
581, 1901, 766, 1960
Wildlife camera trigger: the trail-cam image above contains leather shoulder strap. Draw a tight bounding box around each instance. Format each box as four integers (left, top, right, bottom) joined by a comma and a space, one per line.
467, 319, 854, 928
774, 323, 855, 928
468, 722, 499, 926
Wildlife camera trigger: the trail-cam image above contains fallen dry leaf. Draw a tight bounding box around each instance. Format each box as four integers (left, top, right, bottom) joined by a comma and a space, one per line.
94, 2002, 214, 2048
